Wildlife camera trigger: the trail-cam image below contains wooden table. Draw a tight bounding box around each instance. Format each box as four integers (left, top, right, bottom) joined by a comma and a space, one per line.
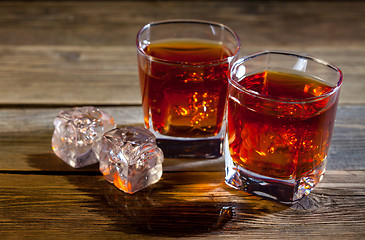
1, 1, 364, 239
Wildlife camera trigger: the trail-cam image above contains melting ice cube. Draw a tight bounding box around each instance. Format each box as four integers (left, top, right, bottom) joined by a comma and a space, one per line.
52, 106, 116, 168
98, 127, 164, 194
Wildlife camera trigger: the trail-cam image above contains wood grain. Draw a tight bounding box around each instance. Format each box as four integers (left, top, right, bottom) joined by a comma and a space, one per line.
0, 171, 364, 239
0, 45, 363, 105
0, 1, 364, 105
0, 1, 363, 47
0, 1, 363, 239
0, 46, 139, 105
0, 105, 363, 172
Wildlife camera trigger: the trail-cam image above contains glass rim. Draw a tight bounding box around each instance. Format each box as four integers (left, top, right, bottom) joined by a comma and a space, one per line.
229, 50, 343, 104
136, 19, 241, 67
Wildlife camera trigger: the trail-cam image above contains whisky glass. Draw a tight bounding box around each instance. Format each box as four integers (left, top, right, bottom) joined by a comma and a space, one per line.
137, 20, 240, 159
225, 51, 343, 203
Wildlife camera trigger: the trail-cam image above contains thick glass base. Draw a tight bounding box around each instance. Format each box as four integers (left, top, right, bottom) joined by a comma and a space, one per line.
148, 124, 225, 159
156, 137, 223, 159
224, 141, 327, 204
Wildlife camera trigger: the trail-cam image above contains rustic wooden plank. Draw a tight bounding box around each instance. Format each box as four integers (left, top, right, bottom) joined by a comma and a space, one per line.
330, 105, 365, 170
0, 1, 363, 47
0, 45, 363, 105
0, 106, 143, 172
0, 1, 363, 105
0, 171, 364, 239
0, 106, 143, 134
0, 1, 362, 239
0, 46, 140, 105
0, 105, 364, 172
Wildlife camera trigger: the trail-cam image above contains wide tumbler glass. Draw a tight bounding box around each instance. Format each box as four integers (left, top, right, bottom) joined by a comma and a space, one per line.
137, 20, 240, 159
225, 51, 343, 203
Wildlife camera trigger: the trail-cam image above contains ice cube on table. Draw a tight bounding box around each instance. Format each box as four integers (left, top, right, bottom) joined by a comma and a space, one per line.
52, 106, 116, 168
98, 127, 164, 194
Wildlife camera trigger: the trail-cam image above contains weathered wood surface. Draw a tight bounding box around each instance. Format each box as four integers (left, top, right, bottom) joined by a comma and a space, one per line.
0, 1, 364, 105
0, 1, 364, 239
0, 105, 364, 173
0, 1, 363, 47
1, 171, 364, 239
0, 46, 363, 105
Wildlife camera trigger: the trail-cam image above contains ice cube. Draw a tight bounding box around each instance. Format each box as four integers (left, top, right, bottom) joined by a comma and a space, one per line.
98, 127, 164, 194
52, 106, 116, 168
